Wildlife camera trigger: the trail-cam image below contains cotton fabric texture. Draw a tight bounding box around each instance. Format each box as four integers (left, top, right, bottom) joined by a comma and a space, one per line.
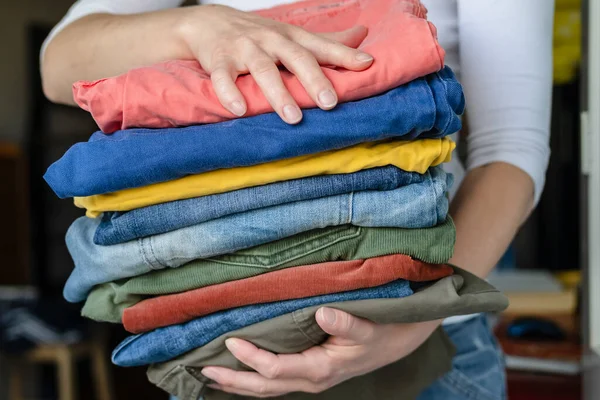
112, 279, 415, 367
75, 139, 455, 218
72, 0, 445, 132
64, 169, 451, 303
45, 66, 463, 199
94, 165, 427, 245
122, 254, 453, 333
82, 219, 456, 323
146, 267, 509, 400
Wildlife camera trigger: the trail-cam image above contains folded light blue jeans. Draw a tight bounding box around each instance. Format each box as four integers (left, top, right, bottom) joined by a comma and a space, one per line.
63, 167, 451, 303
112, 279, 412, 367
95, 166, 426, 245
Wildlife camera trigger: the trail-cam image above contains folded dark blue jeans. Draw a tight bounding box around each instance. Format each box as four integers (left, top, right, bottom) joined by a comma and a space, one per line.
94, 166, 426, 245
111, 279, 412, 367
44, 67, 463, 198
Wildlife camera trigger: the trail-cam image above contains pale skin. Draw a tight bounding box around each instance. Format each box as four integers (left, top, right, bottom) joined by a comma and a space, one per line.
42, 4, 534, 397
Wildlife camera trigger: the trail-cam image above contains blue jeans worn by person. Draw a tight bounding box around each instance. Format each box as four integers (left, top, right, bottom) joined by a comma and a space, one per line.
418, 314, 506, 400
63, 167, 451, 303
111, 279, 412, 367
94, 166, 426, 245
44, 67, 464, 198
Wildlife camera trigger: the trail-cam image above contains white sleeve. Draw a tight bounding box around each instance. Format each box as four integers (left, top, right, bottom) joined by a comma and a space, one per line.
457, 0, 555, 205
41, 0, 185, 60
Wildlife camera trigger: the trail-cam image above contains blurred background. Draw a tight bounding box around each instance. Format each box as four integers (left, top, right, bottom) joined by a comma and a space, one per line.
0, 0, 594, 399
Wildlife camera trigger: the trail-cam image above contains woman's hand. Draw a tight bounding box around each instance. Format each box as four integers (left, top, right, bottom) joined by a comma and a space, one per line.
201, 307, 441, 398
178, 5, 374, 123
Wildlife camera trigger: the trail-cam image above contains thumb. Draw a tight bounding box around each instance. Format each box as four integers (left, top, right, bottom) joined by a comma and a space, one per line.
318, 25, 368, 48
316, 307, 376, 344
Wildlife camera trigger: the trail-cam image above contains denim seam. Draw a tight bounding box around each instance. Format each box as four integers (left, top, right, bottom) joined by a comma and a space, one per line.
158, 225, 362, 264
205, 228, 362, 268
140, 237, 168, 270
436, 72, 454, 135
347, 192, 354, 224
419, 77, 437, 134
437, 368, 502, 400
425, 170, 437, 226
137, 238, 155, 270
292, 309, 323, 345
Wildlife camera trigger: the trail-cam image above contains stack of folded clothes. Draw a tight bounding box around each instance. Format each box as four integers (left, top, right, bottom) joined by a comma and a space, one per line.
43, 0, 509, 399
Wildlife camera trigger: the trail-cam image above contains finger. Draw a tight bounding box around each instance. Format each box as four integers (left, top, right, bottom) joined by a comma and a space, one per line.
244, 47, 302, 124
224, 338, 332, 382
319, 25, 369, 48
201, 366, 316, 397
272, 40, 338, 110
208, 383, 270, 398
291, 26, 373, 71
209, 57, 247, 116
316, 307, 377, 344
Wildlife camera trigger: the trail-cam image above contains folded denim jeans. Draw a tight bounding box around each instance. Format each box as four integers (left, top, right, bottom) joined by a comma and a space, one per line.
95, 166, 426, 245
82, 219, 456, 323
147, 267, 509, 400
65, 168, 451, 303
75, 139, 455, 218
73, 0, 445, 132
45, 66, 463, 198
112, 279, 414, 367
123, 255, 453, 333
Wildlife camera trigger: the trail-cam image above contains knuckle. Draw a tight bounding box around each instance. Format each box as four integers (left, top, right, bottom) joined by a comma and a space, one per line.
257, 383, 271, 396
251, 60, 277, 76
316, 38, 336, 56
308, 364, 333, 383
362, 324, 376, 341
286, 47, 313, 64
262, 362, 282, 379
211, 71, 229, 85
232, 35, 255, 49
340, 313, 356, 333
261, 29, 287, 44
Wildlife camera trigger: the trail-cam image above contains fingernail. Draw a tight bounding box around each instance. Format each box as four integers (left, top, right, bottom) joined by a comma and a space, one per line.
225, 338, 240, 351
202, 368, 222, 380
283, 104, 302, 123
355, 53, 373, 62
321, 308, 336, 325
318, 89, 337, 108
230, 101, 246, 116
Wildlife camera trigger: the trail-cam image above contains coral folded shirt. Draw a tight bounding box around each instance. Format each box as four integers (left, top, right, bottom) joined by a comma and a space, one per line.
123, 254, 453, 333
75, 138, 455, 217
73, 0, 445, 133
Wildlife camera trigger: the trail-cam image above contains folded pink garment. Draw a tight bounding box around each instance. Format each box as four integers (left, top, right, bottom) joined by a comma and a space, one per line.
73, 0, 445, 133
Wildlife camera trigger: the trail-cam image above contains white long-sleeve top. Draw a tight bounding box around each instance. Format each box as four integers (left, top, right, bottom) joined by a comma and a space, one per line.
42, 0, 554, 205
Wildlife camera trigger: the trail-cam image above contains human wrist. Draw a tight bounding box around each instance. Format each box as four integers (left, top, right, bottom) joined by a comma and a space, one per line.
388, 320, 442, 360
171, 6, 209, 60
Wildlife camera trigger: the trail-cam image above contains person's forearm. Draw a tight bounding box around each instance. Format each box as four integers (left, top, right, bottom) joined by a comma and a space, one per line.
449, 162, 535, 278
41, 9, 193, 105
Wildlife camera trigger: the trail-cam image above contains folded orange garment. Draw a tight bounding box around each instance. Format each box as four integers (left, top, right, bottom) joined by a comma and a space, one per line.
122, 254, 453, 333
73, 0, 444, 133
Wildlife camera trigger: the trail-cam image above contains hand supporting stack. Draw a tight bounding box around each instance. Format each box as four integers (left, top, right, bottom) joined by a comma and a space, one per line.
44, 1, 508, 399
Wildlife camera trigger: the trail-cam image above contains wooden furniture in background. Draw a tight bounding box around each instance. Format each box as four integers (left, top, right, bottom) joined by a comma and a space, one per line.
7, 330, 114, 400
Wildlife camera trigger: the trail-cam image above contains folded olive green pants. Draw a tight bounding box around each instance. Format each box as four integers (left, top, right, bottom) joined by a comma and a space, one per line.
148, 266, 508, 400
84, 220, 455, 323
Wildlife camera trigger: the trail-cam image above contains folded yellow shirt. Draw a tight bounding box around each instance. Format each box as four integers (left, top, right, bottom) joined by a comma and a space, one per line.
76, 138, 455, 217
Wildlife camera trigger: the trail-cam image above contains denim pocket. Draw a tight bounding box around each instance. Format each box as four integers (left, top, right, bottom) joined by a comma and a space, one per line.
207, 225, 362, 269
441, 316, 506, 400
